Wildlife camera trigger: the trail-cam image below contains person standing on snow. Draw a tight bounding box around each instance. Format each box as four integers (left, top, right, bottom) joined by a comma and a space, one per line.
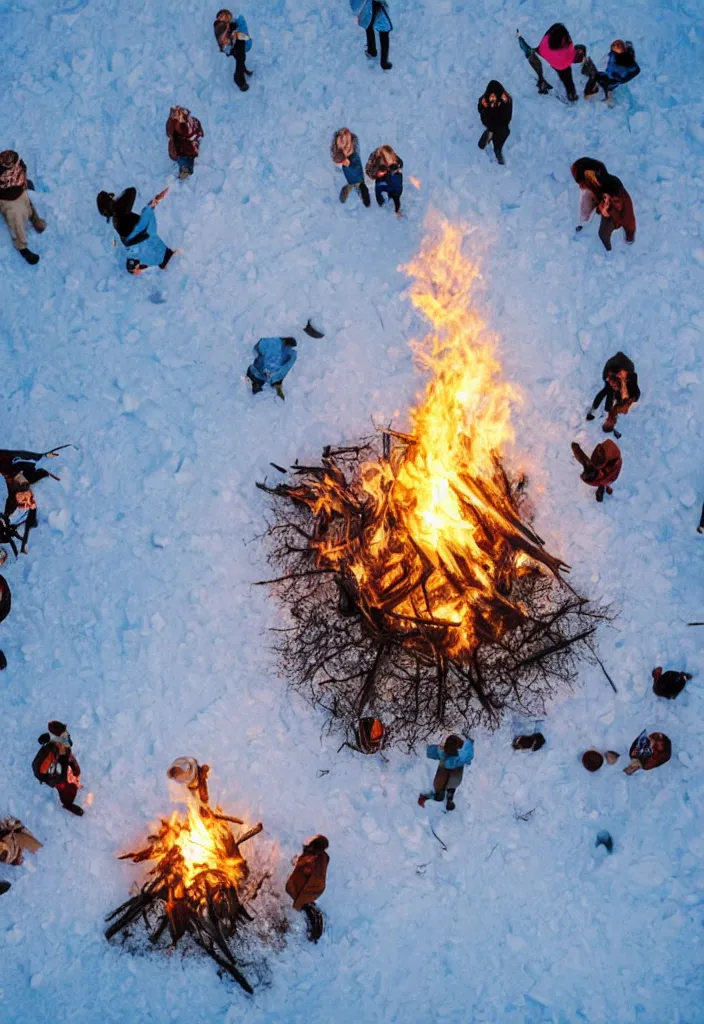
32, 722, 84, 816
571, 157, 608, 230
166, 107, 204, 180
96, 187, 176, 275
584, 40, 640, 100
0, 150, 46, 265
418, 734, 474, 811
366, 145, 404, 216
350, 1, 393, 71
535, 23, 579, 101
247, 337, 298, 399
571, 439, 622, 502
285, 834, 329, 942
214, 9, 253, 92
331, 128, 371, 207
586, 352, 640, 435
597, 174, 636, 251
477, 81, 513, 165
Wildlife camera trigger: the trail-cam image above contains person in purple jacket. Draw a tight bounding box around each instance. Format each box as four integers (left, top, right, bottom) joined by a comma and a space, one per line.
418, 734, 474, 811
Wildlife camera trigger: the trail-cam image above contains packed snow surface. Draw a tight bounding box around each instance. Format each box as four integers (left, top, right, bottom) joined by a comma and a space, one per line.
2, 0, 703, 1022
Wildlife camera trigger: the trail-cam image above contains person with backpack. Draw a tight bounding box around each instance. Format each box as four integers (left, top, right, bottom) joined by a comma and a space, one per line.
584, 40, 640, 99
586, 352, 640, 435
477, 81, 513, 165
96, 187, 176, 275
418, 734, 474, 811
0, 817, 42, 893
571, 439, 622, 502
166, 107, 204, 180
623, 731, 671, 774
366, 145, 404, 216
652, 667, 692, 700
33, 721, 84, 816
214, 9, 253, 91
597, 174, 636, 251
331, 128, 371, 207
350, 1, 393, 71
0, 150, 46, 265
285, 835, 330, 942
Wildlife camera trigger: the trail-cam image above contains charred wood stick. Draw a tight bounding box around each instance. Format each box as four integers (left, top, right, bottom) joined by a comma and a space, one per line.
384, 608, 460, 628
254, 568, 337, 585
149, 914, 170, 945
514, 627, 597, 669
236, 822, 263, 846
211, 812, 244, 825
356, 642, 387, 715
592, 651, 618, 693
192, 932, 254, 994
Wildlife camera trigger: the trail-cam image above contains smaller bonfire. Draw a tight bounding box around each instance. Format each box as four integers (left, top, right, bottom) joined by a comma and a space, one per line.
105, 773, 264, 994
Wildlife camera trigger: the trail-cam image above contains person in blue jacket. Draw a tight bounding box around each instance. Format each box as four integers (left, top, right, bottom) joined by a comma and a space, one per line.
247, 337, 297, 399
350, 0, 393, 70
331, 128, 371, 207
214, 9, 253, 91
418, 734, 474, 811
583, 39, 640, 99
96, 187, 175, 275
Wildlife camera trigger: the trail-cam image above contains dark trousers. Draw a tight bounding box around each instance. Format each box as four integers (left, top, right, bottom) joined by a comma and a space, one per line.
591, 383, 616, 413
375, 180, 401, 212
233, 38, 248, 87
425, 765, 464, 802
490, 125, 510, 158
365, 27, 390, 65
56, 781, 78, 808
557, 66, 577, 99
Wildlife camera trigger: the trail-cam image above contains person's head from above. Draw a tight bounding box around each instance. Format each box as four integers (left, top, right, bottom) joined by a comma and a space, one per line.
611, 39, 627, 54
583, 166, 605, 189
170, 105, 188, 122
216, 9, 233, 23
484, 80, 505, 104
443, 734, 463, 757
303, 834, 329, 853
601, 174, 623, 197
573, 44, 586, 63
582, 749, 604, 772
547, 23, 571, 49
336, 128, 354, 155
649, 732, 671, 761
15, 489, 36, 511
48, 720, 71, 748
378, 145, 397, 165
96, 191, 116, 220
0, 150, 19, 170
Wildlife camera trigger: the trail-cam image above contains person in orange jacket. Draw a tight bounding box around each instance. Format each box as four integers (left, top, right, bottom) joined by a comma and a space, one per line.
571, 440, 622, 502
597, 173, 636, 251
286, 834, 329, 910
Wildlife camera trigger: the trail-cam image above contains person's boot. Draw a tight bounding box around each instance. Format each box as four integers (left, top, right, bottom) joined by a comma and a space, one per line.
495, 148, 505, 166
417, 794, 427, 808
0, 880, 11, 895
376, 193, 385, 207
234, 73, 249, 92
595, 485, 605, 502
537, 79, 552, 94
568, 91, 578, 102
244, 66, 253, 76
446, 799, 456, 810
273, 382, 285, 400
586, 408, 596, 421
32, 216, 46, 233
19, 248, 39, 265
360, 182, 371, 207
478, 130, 492, 150
339, 184, 352, 204
63, 803, 84, 816
595, 830, 613, 853
179, 167, 190, 181
380, 32, 392, 70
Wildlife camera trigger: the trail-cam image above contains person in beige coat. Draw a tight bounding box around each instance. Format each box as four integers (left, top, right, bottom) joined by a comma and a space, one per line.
0, 817, 42, 894
0, 150, 45, 265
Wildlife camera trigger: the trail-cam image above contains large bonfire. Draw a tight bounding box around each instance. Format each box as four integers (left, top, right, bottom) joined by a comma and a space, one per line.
259, 220, 606, 750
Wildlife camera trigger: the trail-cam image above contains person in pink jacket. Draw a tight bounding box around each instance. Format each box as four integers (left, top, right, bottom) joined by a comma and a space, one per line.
536, 23, 579, 101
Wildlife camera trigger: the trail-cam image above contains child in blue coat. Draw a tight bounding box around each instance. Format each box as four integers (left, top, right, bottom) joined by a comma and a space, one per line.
418, 734, 474, 811
214, 9, 253, 91
350, 0, 393, 70
247, 337, 297, 399
96, 187, 175, 275
331, 129, 371, 207
366, 145, 404, 216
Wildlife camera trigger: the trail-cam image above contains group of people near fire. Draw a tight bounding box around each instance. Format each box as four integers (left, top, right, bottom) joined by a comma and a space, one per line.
0, 5, 696, 952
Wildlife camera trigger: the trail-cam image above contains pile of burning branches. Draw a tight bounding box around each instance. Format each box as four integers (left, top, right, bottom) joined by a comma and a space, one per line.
105, 791, 266, 994
257, 222, 609, 751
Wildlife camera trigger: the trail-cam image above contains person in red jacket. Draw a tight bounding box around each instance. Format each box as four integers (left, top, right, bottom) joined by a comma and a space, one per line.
0, 150, 46, 265
623, 731, 671, 774
571, 157, 608, 230
33, 721, 84, 815
597, 174, 636, 251
166, 107, 204, 180
571, 439, 622, 502
285, 834, 329, 942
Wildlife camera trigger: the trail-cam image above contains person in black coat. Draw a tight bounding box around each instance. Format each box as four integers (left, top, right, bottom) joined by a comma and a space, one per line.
478, 81, 512, 165
586, 352, 640, 435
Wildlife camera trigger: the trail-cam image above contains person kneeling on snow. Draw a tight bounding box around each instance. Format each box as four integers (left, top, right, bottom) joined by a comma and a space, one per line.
0, 150, 46, 265
214, 9, 253, 91
331, 128, 371, 207
97, 187, 176, 275
584, 40, 640, 100
166, 107, 204, 180
571, 439, 622, 502
418, 734, 474, 811
478, 81, 512, 165
33, 721, 84, 816
623, 731, 671, 774
652, 667, 692, 700
0, 816, 42, 893
366, 145, 404, 216
247, 337, 298, 400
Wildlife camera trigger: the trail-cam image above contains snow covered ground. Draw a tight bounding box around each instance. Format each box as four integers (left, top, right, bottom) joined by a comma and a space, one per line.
2, 0, 703, 1021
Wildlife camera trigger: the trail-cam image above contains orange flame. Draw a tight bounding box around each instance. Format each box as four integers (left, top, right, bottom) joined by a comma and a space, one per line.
150, 795, 247, 893
299, 219, 563, 658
